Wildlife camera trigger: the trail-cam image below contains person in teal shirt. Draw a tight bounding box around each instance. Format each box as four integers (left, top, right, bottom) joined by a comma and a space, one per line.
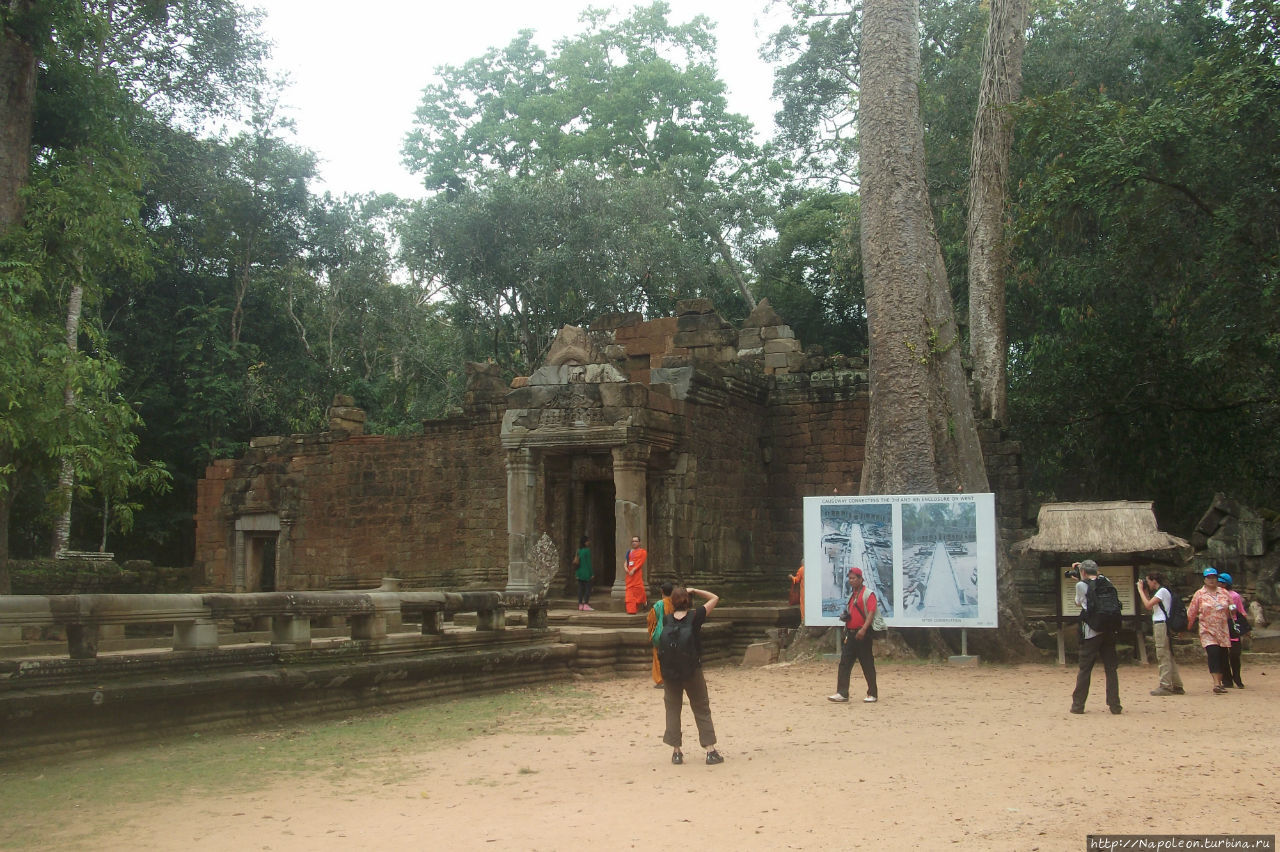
574, 535, 594, 611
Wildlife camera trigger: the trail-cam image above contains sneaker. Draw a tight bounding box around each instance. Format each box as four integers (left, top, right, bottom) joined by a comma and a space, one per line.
1069, 707, 1085, 714
1149, 688, 1173, 696
705, 750, 724, 765
1170, 687, 1185, 694
583, 605, 594, 611
827, 693, 849, 703
671, 751, 683, 765
1234, 680, 1244, 689
864, 695, 878, 703
1109, 706, 1123, 715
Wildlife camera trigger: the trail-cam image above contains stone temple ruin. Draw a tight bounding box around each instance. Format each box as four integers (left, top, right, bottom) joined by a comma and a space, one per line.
193, 299, 1029, 605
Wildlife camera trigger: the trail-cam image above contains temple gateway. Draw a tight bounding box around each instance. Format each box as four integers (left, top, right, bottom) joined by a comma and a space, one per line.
193, 300, 1028, 606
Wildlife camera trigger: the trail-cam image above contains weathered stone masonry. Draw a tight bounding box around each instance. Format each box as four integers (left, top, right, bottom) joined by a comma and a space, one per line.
193, 300, 1025, 601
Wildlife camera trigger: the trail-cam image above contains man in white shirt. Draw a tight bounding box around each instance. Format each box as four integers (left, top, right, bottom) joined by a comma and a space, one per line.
1137, 571, 1185, 696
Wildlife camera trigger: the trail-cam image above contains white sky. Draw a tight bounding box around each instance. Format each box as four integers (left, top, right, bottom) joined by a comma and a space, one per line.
257, 0, 785, 198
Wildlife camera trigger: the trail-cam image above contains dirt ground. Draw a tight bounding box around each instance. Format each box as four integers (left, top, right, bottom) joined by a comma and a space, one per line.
29, 657, 1280, 851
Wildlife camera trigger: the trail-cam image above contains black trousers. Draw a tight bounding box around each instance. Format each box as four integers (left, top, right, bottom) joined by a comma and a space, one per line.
836, 630, 877, 698
1072, 632, 1120, 711
662, 668, 717, 749
1228, 642, 1243, 684
1204, 643, 1229, 674
577, 579, 592, 604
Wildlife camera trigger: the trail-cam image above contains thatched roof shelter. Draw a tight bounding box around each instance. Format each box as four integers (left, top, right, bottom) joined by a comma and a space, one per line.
1014, 501, 1192, 559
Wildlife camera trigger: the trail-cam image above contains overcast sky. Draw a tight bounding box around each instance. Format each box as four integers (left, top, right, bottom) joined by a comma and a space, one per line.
257, 0, 784, 198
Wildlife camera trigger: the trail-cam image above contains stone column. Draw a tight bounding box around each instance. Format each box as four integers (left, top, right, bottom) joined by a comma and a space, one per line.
232, 529, 247, 593
611, 444, 649, 607
504, 448, 539, 596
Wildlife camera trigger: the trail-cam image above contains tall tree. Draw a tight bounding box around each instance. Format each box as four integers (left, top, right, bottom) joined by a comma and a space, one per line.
1008, 0, 1280, 526
859, 0, 1033, 655
402, 1, 772, 336
0, 0, 39, 231
966, 0, 1027, 423
0, 0, 268, 572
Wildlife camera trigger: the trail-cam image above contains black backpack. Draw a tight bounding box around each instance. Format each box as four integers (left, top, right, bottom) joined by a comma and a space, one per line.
1084, 575, 1123, 634
658, 613, 699, 681
1157, 587, 1189, 634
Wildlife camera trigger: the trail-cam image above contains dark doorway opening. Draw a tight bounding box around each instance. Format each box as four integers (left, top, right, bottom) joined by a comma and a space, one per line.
247, 534, 277, 592
584, 481, 616, 588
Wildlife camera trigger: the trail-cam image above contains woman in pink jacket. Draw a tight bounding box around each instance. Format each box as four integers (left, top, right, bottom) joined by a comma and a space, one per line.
1186, 567, 1233, 694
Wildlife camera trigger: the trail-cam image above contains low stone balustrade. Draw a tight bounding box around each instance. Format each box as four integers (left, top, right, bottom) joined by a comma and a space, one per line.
0, 583, 523, 659
399, 591, 507, 635
0, 594, 209, 659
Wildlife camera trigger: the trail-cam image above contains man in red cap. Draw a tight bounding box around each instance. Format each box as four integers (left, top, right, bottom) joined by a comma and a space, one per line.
829, 566, 879, 703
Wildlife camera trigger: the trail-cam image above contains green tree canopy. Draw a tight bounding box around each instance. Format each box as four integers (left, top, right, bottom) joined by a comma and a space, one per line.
400, 2, 778, 372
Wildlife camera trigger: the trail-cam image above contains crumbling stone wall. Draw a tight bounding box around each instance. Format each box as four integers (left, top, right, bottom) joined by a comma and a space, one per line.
662, 366, 772, 588
1192, 494, 1280, 611
762, 367, 870, 576
193, 304, 1032, 600
194, 407, 507, 591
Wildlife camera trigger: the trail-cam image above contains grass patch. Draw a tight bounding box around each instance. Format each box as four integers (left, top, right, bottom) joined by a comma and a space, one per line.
0, 683, 605, 847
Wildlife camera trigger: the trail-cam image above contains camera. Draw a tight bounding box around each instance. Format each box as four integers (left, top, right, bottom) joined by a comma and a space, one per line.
1064, 563, 1081, 580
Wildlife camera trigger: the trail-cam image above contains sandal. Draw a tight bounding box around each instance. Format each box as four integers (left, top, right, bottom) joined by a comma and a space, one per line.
1213, 685, 1227, 694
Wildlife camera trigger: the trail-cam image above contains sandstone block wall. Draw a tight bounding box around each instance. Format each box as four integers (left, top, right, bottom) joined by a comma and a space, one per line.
663, 372, 771, 589
193, 414, 508, 591
762, 368, 870, 576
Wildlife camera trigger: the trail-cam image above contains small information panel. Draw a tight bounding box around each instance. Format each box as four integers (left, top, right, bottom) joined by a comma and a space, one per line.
1058, 565, 1138, 618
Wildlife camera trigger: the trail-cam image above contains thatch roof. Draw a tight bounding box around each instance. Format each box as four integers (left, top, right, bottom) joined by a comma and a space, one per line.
1014, 501, 1192, 558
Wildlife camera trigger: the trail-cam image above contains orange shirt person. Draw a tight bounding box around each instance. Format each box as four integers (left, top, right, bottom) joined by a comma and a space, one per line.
624, 535, 648, 614
789, 560, 805, 622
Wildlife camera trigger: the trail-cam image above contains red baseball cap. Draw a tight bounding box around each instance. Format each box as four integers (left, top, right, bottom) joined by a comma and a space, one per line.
848, 566, 864, 578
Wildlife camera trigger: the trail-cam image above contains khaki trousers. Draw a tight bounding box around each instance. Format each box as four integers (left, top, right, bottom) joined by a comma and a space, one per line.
1153, 621, 1183, 690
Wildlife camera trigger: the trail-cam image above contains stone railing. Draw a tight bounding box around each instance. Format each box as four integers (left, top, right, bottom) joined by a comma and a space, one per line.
0, 581, 537, 660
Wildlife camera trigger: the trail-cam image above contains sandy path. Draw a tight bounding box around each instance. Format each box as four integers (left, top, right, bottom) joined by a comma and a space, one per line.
32, 658, 1280, 850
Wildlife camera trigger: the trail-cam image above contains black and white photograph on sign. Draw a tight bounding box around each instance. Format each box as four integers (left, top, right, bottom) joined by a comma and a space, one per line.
804, 493, 999, 628
901, 501, 978, 620
815, 502, 893, 620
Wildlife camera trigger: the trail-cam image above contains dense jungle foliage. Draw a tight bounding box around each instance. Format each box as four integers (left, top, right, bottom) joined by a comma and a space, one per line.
1, 0, 1276, 575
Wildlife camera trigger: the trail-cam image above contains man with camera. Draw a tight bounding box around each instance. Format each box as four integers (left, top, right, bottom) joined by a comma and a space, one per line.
1069, 559, 1122, 715
1136, 571, 1185, 696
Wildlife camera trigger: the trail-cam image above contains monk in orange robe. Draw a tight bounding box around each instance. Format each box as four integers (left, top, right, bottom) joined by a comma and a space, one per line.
624, 535, 648, 614
790, 560, 806, 622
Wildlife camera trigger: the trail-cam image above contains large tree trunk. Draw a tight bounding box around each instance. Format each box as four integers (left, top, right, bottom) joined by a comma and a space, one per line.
966, 0, 1028, 424
0, 2, 37, 234
859, 0, 1034, 658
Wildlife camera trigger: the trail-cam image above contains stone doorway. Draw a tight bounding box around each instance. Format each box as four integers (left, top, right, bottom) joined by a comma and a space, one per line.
234, 514, 280, 592
246, 535, 277, 592
581, 480, 616, 589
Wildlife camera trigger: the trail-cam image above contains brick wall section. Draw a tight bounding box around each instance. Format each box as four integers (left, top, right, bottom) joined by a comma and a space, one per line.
192, 318, 1032, 599
612, 316, 683, 382
193, 412, 507, 591
193, 460, 236, 586
761, 368, 870, 579
664, 371, 772, 589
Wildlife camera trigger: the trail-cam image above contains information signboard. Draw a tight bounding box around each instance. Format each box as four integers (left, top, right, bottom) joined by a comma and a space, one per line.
802, 493, 999, 628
